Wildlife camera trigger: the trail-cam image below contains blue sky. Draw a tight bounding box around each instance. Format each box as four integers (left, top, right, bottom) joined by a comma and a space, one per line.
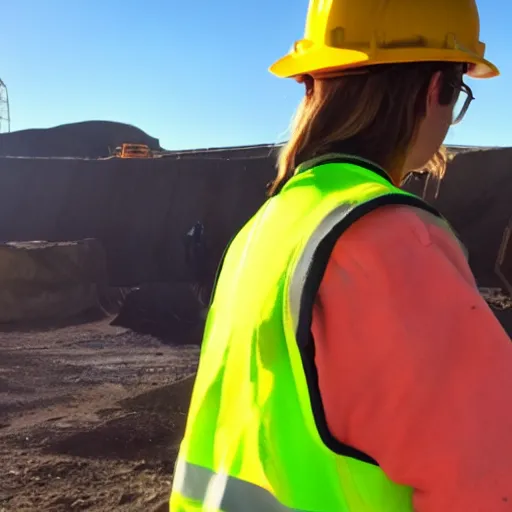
3, 0, 510, 149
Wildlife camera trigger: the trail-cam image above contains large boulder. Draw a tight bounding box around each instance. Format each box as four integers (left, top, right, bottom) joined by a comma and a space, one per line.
0, 238, 108, 324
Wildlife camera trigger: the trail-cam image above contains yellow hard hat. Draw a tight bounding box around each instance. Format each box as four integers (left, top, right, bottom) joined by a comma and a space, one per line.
270, 0, 499, 79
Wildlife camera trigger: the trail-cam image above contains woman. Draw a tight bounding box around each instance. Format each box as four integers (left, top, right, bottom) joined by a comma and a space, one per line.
170, 1, 512, 511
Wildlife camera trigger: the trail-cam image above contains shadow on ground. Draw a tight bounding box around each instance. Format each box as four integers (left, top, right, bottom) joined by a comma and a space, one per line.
43, 375, 195, 466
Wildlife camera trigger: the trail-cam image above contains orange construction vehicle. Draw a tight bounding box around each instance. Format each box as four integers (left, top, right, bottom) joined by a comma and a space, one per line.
116, 143, 152, 158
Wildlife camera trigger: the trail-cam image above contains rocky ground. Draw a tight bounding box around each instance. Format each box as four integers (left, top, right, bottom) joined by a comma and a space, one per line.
0, 320, 198, 511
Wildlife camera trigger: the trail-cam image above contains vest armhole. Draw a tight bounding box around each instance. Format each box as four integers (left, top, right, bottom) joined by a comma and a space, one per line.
295, 193, 441, 466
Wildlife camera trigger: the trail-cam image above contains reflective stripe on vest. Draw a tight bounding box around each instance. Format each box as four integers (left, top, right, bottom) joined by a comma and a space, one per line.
173, 459, 311, 512
170, 155, 455, 512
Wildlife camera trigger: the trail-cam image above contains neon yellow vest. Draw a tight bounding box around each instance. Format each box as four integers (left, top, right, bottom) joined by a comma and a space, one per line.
170, 155, 449, 511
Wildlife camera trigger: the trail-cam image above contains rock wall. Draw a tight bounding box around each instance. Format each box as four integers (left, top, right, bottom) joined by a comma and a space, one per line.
0, 146, 510, 289
0, 148, 275, 286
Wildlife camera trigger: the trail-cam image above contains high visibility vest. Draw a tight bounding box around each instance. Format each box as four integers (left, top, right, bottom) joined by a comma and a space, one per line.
170, 154, 452, 511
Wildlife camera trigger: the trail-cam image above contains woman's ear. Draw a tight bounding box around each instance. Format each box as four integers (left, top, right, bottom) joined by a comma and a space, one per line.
426, 71, 444, 111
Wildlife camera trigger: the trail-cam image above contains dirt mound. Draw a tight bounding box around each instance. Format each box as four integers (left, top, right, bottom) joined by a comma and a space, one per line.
45, 412, 178, 464
0, 239, 108, 324
111, 283, 206, 344
0, 121, 162, 158
45, 376, 195, 464
403, 147, 512, 286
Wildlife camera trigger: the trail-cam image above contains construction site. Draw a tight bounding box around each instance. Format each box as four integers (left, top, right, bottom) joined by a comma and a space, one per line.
0, 111, 512, 511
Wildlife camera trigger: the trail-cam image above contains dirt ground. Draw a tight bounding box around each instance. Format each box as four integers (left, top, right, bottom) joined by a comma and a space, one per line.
0, 319, 199, 511
1, 297, 510, 512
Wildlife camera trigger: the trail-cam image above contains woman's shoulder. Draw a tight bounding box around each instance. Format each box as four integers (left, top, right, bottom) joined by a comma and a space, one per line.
345, 203, 462, 250
331, 203, 473, 283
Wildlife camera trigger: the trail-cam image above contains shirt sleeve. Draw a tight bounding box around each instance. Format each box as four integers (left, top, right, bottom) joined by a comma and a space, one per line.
312, 205, 512, 512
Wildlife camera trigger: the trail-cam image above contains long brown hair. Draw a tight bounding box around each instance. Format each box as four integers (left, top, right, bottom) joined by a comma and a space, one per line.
269, 62, 461, 195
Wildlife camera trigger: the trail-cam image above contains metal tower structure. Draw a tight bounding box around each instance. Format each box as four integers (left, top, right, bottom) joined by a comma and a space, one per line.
0, 79, 10, 133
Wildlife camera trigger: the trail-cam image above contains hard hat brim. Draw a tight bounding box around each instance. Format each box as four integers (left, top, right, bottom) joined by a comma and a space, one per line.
269, 46, 499, 80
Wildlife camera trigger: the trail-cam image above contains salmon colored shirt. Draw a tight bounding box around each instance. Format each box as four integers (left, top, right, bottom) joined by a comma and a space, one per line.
312, 205, 512, 511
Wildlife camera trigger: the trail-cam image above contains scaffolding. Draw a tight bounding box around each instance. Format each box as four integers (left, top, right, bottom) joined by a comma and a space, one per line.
0, 79, 10, 133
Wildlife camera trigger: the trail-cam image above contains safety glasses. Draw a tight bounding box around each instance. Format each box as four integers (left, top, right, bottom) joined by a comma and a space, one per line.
452, 82, 474, 125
